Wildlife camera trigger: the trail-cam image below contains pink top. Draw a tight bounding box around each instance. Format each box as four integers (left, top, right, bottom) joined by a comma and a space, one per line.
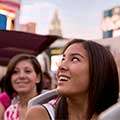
0, 92, 11, 109
4, 103, 19, 120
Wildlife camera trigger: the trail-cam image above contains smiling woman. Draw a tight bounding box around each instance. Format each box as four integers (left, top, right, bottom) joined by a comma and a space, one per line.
3, 53, 43, 120
25, 39, 119, 120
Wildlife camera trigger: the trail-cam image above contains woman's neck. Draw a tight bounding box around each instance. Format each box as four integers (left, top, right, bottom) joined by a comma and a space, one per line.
19, 90, 38, 107
67, 95, 88, 120
18, 91, 38, 120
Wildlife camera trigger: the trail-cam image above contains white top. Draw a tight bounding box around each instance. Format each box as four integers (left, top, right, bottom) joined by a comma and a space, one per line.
42, 103, 55, 120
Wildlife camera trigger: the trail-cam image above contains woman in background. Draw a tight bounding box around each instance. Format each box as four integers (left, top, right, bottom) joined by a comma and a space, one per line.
4, 54, 43, 120
42, 72, 52, 92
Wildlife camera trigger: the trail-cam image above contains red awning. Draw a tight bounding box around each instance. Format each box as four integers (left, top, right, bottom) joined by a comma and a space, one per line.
0, 30, 59, 66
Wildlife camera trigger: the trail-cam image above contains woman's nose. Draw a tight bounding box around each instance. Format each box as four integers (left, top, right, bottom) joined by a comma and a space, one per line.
58, 62, 68, 71
19, 71, 25, 78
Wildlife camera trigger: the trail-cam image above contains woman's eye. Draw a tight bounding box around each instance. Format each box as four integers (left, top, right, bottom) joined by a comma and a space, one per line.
13, 70, 19, 74
72, 57, 79, 61
25, 70, 32, 73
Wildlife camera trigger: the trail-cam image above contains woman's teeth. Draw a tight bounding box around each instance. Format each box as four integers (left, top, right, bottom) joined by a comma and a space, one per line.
59, 76, 69, 81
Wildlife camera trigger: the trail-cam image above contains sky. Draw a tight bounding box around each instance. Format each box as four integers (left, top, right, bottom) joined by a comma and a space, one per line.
19, 0, 120, 40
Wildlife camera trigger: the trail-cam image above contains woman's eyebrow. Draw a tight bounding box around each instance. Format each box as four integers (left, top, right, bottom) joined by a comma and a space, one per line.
70, 53, 84, 58
63, 52, 85, 58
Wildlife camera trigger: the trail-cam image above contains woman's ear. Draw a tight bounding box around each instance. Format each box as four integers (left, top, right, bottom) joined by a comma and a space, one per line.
36, 74, 41, 83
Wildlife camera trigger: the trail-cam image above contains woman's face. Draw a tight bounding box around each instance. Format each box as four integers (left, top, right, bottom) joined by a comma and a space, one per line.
56, 43, 89, 96
11, 60, 40, 95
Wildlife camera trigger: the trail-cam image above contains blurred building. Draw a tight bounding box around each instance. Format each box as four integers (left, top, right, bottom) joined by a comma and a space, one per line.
0, 0, 21, 30
49, 9, 62, 37
19, 22, 36, 33
101, 6, 120, 38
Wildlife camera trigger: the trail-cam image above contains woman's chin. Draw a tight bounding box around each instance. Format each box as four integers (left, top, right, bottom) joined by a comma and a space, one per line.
56, 87, 69, 96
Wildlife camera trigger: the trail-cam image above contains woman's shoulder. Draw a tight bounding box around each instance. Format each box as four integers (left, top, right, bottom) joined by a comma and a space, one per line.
28, 105, 47, 113
25, 105, 50, 120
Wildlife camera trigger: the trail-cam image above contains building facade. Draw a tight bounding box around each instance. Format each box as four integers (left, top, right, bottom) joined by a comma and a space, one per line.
102, 6, 120, 38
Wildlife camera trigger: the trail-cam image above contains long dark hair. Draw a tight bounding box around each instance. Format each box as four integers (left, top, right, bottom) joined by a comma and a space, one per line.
4, 54, 43, 99
55, 39, 119, 120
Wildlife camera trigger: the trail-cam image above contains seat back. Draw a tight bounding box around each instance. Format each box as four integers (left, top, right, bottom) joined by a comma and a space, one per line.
28, 89, 58, 108
98, 102, 120, 120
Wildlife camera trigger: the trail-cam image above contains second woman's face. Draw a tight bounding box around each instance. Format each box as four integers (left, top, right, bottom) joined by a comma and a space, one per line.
11, 60, 40, 94
56, 43, 89, 96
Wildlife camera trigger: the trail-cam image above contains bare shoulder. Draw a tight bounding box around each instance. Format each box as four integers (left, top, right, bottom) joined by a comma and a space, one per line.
25, 105, 50, 120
